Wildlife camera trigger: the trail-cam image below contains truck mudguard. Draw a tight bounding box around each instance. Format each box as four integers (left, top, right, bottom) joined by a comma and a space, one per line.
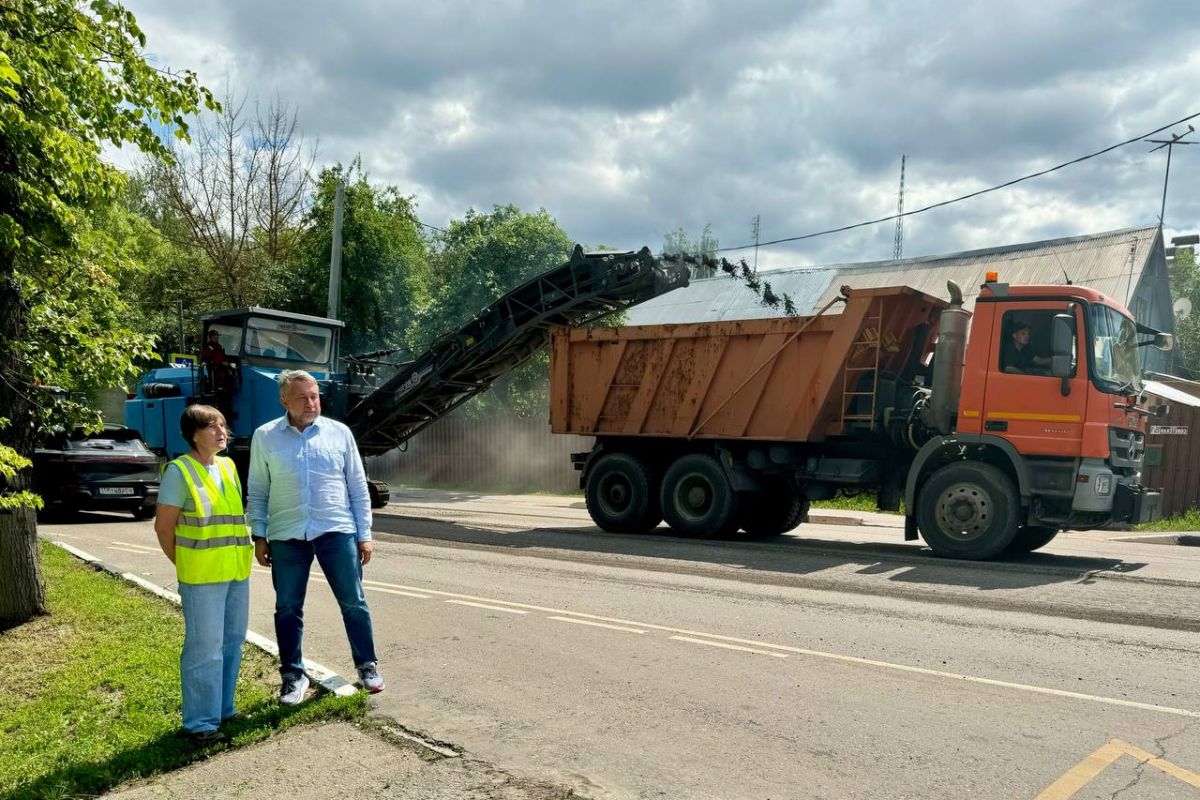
903, 433, 1032, 535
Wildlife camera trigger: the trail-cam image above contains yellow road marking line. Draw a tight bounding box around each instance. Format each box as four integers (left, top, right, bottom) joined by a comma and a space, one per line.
1035, 739, 1200, 799
671, 636, 787, 659
445, 599, 528, 614
549, 616, 647, 634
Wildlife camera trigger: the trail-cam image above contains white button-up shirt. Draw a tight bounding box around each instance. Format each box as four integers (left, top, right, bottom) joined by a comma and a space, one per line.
247, 415, 372, 543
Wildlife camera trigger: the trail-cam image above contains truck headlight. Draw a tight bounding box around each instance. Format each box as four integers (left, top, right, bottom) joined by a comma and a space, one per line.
1094, 474, 1113, 496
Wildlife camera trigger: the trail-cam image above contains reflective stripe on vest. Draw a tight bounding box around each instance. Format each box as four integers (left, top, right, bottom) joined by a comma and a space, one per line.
171, 454, 252, 584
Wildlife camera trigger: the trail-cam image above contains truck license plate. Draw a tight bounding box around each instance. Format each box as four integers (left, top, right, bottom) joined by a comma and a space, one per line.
98, 487, 135, 496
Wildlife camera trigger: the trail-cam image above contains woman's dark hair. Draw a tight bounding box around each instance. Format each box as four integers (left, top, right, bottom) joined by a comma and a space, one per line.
180, 404, 226, 449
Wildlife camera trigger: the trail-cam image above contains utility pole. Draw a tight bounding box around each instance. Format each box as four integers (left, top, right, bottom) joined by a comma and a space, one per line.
751, 215, 761, 276
327, 182, 346, 319
893, 155, 906, 260
1145, 126, 1195, 227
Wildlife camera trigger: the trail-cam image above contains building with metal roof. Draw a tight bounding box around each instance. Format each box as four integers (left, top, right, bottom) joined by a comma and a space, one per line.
627, 224, 1176, 373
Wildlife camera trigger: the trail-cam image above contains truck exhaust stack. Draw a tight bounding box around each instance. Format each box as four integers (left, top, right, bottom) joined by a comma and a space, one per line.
923, 280, 969, 435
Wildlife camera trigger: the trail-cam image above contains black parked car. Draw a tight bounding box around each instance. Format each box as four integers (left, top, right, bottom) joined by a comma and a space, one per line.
34, 424, 160, 519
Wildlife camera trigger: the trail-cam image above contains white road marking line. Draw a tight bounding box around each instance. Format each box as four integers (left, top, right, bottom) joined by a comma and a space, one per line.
356, 576, 1200, 719
107, 545, 154, 555
671, 636, 788, 659
364, 585, 432, 599
111, 541, 160, 553
445, 599, 528, 614
548, 616, 646, 634
253, 567, 431, 599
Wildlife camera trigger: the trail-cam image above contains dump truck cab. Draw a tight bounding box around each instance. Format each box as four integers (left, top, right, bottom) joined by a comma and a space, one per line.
903, 278, 1168, 555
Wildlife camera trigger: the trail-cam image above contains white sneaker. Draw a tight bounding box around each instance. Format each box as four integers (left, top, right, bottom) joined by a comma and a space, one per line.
357, 662, 385, 693
279, 673, 310, 705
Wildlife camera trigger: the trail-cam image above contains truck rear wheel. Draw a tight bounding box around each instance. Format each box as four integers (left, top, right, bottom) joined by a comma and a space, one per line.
739, 486, 809, 538
916, 462, 1018, 559
585, 453, 661, 533
1007, 525, 1059, 553
660, 454, 739, 537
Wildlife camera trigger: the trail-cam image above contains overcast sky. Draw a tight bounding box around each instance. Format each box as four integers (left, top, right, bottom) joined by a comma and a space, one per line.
119, 0, 1200, 270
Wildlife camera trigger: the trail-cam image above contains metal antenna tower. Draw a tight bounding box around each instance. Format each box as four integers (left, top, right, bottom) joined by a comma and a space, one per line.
892, 155, 906, 260
1145, 126, 1195, 226
751, 214, 761, 275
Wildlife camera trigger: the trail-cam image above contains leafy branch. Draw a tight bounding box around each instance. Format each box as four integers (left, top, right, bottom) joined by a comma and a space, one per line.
663, 253, 800, 316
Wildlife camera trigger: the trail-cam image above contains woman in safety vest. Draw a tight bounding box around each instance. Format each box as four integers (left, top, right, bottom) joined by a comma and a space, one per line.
154, 404, 253, 744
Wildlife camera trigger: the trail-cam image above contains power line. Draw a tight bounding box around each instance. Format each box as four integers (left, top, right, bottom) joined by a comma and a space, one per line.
716, 110, 1200, 255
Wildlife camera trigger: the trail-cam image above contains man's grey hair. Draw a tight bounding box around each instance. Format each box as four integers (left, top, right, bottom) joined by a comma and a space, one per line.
278, 369, 318, 398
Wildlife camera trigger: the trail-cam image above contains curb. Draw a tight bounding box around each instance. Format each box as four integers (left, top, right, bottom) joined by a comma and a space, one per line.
807, 514, 864, 526
1110, 533, 1200, 547
44, 537, 358, 698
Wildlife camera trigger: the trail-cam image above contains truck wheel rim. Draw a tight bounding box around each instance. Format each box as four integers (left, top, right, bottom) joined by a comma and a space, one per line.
675, 472, 713, 521
597, 473, 633, 516
935, 482, 991, 541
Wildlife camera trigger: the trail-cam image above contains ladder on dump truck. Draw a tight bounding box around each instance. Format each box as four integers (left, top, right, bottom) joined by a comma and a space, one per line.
345, 246, 690, 456
841, 296, 884, 428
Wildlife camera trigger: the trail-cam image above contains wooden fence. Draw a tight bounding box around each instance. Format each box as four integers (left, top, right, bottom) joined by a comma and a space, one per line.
366, 414, 593, 494
1144, 377, 1200, 518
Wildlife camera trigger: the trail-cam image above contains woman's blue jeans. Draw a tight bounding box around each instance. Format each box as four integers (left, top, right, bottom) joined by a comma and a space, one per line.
270, 532, 377, 679
178, 578, 249, 733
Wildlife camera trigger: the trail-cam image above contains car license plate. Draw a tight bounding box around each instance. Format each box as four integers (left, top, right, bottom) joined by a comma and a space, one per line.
98, 487, 135, 496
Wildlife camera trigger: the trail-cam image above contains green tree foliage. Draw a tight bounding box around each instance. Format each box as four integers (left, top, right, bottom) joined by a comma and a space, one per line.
1169, 245, 1200, 376
415, 205, 573, 417
663, 224, 719, 279
0, 0, 214, 626
419, 204, 573, 347
272, 161, 431, 356
95, 175, 209, 356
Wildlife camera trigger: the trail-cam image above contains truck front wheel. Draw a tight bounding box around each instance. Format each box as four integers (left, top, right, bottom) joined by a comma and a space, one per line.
660, 454, 739, 537
585, 453, 661, 533
1007, 525, 1059, 554
916, 462, 1018, 559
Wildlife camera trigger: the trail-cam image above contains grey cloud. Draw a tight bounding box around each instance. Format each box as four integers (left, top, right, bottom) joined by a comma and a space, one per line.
124, 0, 1200, 271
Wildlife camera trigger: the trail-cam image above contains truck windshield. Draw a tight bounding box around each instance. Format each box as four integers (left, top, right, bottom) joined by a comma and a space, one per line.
245, 317, 333, 365
1090, 304, 1141, 394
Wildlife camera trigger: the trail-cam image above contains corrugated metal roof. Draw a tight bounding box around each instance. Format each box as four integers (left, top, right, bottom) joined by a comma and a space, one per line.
628, 225, 1162, 325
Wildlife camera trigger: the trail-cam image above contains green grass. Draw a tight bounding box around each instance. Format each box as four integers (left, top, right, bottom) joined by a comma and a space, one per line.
1134, 507, 1200, 532
811, 494, 905, 514
0, 543, 367, 800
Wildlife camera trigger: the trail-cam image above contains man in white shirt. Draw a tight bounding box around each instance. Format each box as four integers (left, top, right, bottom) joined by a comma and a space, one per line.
247, 369, 383, 704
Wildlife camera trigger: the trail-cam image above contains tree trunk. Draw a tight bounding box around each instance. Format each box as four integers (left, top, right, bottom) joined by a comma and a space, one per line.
0, 269, 45, 630
0, 507, 44, 631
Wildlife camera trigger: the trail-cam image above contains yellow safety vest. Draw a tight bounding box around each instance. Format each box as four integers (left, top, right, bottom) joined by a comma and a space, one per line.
171, 454, 252, 584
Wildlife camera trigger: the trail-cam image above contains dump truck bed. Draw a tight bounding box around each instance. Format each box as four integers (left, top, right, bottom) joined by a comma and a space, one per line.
550, 285, 945, 443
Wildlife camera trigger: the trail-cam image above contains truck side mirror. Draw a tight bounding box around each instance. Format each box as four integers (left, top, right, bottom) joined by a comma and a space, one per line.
1154, 333, 1174, 352
1050, 314, 1073, 378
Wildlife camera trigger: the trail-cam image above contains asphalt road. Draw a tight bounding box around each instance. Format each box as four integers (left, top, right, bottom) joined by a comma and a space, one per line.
39, 490, 1200, 800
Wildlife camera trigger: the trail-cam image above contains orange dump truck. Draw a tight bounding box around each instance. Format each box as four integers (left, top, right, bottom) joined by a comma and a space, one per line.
550, 278, 1171, 559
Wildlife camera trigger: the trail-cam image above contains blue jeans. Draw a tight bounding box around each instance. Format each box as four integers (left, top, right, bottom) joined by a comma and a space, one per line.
178, 578, 249, 733
270, 532, 377, 679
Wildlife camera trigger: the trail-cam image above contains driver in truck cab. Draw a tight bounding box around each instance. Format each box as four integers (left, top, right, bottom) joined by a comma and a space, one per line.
1000, 321, 1051, 374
